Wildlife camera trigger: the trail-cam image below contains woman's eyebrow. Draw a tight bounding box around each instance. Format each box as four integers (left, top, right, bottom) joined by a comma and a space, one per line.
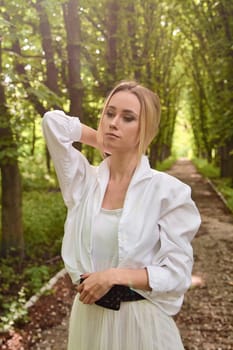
122, 109, 139, 118
107, 105, 139, 117
122, 109, 137, 115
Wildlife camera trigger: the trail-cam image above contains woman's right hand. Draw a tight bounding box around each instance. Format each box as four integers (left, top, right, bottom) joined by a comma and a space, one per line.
77, 269, 115, 304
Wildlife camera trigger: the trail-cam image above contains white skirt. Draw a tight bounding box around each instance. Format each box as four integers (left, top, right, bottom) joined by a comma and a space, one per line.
68, 294, 184, 350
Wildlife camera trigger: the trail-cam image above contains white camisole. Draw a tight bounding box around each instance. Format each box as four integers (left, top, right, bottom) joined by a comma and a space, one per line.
92, 208, 122, 271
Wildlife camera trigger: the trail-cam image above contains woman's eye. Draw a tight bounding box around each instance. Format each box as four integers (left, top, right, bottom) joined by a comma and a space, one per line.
123, 115, 136, 122
106, 111, 114, 118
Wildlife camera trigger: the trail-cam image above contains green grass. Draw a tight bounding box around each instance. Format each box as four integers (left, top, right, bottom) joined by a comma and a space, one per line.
156, 156, 177, 171
192, 158, 233, 212
192, 158, 220, 178
213, 178, 233, 212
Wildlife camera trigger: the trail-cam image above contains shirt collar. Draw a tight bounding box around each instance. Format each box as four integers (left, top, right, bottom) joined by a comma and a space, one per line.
131, 155, 153, 185
97, 155, 152, 189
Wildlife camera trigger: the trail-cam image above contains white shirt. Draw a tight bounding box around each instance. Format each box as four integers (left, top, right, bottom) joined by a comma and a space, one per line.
42, 110, 201, 316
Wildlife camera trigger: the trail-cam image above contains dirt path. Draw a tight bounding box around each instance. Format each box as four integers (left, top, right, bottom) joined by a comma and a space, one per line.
1, 159, 233, 349
168, 159, 233, 350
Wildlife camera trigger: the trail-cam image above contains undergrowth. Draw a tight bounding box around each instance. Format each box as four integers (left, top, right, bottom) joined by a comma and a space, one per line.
156, 156, 177, 171
192, 158, 233, 213
0, 188, 66, 331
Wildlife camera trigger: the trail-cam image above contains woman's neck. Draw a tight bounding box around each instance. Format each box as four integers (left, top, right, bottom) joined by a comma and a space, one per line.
107, 153, 138, 182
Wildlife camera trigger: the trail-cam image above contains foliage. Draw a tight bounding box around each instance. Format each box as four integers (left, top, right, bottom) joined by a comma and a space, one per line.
156, 156, 177, 172
169, 0, 233, 170
172, 98, 194, 158
214, 179, 233, 212
192, 158, 220, 179
0, 0, 232, 166
193, 157, 233, 212
0, 287, 28, 332
0, 260, 21, 296
23, 265, 51, 294
23, 190, 66, 259
0, 0, 232, 178
0, 189, 65, 326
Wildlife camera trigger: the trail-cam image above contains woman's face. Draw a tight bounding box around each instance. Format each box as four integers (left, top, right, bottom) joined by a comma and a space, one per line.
101, 91, 141, 154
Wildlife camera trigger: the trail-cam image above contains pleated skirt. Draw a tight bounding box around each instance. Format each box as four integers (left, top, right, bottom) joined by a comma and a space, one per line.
67, 293, 184, 350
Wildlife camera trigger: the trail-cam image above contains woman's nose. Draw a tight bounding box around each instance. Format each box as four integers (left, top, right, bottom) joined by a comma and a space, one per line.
109, 115, 119, 129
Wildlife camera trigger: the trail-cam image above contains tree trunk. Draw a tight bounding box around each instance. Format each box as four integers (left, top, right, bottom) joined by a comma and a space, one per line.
63, 0, 83, 119
0, 40, 24, 258
105, 0, 119, 87
127, 2, 141, 81
160, 144, 171, 161
35, 0, 60, 172
149, 143, 159, 168
1, 163, 24, 258
219, 137, 233, 180
35, 0, 59, 96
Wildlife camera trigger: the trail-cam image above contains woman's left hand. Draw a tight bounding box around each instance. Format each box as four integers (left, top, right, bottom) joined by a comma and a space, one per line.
77, 269, 115, 304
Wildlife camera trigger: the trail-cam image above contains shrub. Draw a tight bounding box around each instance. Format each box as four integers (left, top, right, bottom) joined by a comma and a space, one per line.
192, 158, 220, 178
0, 189, 66, 328
23, 190, 66, 259
156, 156, 177, 171
193, 158, 233, 212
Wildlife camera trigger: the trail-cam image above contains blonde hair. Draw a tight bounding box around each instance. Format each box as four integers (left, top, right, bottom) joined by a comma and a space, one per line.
97, 81, 161, 158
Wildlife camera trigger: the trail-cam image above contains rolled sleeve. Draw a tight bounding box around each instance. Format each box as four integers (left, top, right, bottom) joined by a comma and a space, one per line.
147, 182, 201, 296
42, 110, 91, 208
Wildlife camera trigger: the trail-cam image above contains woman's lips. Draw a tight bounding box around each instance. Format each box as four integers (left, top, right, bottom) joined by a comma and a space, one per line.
105, 133, 120, 138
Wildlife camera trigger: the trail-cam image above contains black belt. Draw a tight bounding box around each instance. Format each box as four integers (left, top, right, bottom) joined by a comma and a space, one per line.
80, 279, 145, 311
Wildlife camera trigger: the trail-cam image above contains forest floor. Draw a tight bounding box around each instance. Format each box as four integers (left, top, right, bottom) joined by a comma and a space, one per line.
1, 159, 233, 350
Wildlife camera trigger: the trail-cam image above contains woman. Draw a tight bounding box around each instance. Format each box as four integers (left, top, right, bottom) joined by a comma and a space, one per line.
42, 81, 201, 350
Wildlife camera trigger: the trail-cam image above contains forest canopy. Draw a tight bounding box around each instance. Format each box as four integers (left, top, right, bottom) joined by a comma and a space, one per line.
0, 0, 232, 257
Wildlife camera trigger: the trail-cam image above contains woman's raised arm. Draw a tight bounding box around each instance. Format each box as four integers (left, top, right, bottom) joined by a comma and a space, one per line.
80, 124, 98, 149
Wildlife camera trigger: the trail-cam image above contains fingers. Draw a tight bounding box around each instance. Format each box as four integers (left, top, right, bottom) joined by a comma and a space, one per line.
79, 290, 94, 304
76, 275, 95, 304
77, 272, 111, 304
80, 272, 91, 279
78, 283, 98, 304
